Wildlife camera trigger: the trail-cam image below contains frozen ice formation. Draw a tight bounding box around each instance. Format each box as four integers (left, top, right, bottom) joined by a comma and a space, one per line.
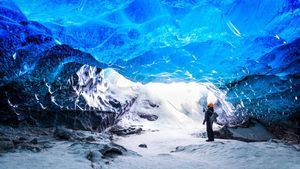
0, 0, 299, 128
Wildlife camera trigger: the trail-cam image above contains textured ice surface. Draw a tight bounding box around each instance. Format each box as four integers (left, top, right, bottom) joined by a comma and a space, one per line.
12, 0, 299, 80
1, 0, 299, 121
0, 2, 300, 168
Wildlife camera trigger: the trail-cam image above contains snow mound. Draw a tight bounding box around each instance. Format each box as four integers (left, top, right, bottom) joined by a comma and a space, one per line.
80, 67, 236, 130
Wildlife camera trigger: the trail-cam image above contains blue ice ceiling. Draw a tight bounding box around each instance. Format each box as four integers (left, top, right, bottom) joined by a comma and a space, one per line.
10, 0, 300, 82
0, 0, 299, 122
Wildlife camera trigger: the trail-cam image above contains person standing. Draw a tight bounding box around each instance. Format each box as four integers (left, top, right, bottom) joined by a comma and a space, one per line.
203, 103, 214, 141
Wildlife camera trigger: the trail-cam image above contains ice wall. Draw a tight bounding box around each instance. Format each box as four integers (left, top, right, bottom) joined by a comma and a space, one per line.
1, 0, 299, 122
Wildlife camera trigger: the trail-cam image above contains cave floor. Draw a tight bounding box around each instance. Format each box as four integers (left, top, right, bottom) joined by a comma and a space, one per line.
110, 129, 300, 169
0, 128, 299, 169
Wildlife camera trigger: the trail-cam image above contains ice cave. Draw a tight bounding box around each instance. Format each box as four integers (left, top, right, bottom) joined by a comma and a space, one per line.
0, 0, 299, 169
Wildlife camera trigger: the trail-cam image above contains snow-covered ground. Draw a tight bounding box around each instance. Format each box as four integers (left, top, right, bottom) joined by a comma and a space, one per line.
111, 129, 300, 169
1, 68, 299, 169
1, 128, 299, 169
0, 142, 92, 169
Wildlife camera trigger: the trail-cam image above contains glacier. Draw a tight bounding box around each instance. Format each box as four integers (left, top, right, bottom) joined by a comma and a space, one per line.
0, 1, 300, 169
0, 0, 299, 128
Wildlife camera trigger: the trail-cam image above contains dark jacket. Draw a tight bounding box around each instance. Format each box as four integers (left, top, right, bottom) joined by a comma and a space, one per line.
203, 107, 214, 141
203, 107, 213, 125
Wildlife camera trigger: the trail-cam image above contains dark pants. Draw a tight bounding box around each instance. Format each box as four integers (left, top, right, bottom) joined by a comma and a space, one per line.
206, 120, 214, 141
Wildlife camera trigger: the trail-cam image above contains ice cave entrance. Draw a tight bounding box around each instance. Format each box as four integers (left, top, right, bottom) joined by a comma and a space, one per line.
76, 66, 236, 132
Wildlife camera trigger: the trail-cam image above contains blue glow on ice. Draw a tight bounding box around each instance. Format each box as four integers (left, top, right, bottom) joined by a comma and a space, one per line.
0, 0, 299, 121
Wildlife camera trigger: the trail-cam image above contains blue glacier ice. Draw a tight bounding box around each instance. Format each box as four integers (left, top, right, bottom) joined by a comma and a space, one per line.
0, 0, 299, 126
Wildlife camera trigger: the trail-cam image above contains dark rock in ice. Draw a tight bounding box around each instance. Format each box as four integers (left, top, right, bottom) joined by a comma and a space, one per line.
138, 113, 158, 121
86, 150, 102, 163
53, 127, 93, 141
0, 125, 54, 153
138, 144, 147, 148
214, 119, 275, 142
54, 126, 75, 141
266, 120, 300, 144
109, 125, 143, 136
18, 137, 27, 141
145, 99, 159, 108
0, 140, 14, 152
15, 142, 41, 152
100, 144, 124, 158
82, 141, 139, 168
71, 141, 133, 161
12, 137, 25, 145
85, 136, 96, 142
30, 138, 38, 144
